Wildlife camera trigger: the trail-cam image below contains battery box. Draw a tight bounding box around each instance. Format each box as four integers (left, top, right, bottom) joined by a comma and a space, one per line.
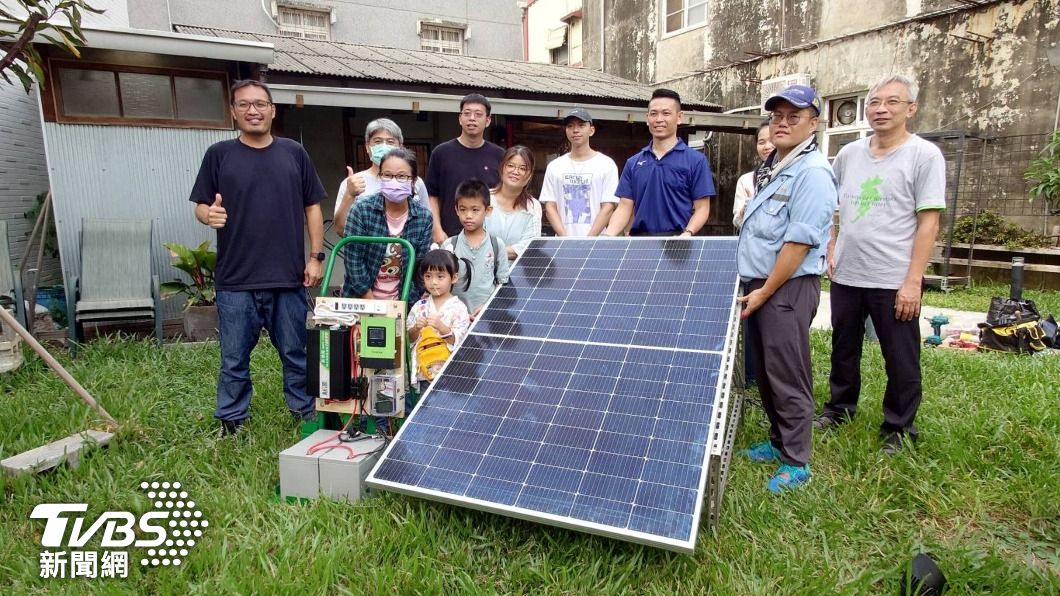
278, 430, 385, 502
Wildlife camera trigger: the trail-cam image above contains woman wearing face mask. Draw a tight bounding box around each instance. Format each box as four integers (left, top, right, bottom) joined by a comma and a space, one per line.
341, 149, 434, 300
732, 120, 774, 231
334, 118, 430, 232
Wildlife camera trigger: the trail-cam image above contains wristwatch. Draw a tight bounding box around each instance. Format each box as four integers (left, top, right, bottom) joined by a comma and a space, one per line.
310, 251, 325, 262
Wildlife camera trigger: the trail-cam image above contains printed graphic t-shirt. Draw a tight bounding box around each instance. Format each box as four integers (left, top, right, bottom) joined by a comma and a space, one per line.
538, 152, 620, 236
373, 210, 409, 299
831, 135, 946, 289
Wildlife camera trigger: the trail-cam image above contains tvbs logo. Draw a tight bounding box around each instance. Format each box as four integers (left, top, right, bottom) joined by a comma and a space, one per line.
31, 481, 208, 579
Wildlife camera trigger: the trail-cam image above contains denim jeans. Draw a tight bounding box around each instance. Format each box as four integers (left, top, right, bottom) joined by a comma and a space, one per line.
215, 288, 313, 422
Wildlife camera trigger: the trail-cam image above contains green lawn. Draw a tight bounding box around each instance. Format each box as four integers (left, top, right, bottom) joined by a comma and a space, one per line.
821, 279, 1059, 316
1, 334, 1058, 594
919, 285, 1058, 316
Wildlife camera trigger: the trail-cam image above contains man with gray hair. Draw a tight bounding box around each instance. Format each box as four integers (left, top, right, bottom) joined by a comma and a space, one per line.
815, 75, 946, 455
334, 118, 429, 230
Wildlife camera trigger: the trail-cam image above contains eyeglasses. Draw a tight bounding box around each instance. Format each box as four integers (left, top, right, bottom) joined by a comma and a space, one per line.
369, 138, 401, 147
866, 98, 914, 109
461, 110, 487, 119
233, 100, 272, 112
768, 112, 811, 125
380, 173, 413, 182
504, 163, 529, 174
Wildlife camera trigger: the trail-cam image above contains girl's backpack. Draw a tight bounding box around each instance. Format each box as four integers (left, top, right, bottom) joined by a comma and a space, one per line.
416, 326, 451, 381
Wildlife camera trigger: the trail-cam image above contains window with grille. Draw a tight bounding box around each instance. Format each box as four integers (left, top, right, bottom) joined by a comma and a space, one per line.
420, 24, 464, 55
663, 0, 707, 35
277, 6, 330, 40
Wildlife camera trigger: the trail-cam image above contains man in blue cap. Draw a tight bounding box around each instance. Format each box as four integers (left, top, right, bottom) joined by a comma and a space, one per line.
603, 88, 715, 237
737, 84, 837, 492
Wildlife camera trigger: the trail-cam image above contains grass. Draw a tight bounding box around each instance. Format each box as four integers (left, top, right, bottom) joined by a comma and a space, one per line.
1, 333, 1058, 594
821, 279, 1059, 316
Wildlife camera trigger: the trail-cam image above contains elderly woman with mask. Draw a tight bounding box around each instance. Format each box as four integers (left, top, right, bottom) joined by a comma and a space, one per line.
342, 148, 433, 300
334, 118, 430, 231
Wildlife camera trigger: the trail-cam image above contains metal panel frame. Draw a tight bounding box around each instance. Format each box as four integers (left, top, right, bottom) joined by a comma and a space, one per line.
367, 237, 743, 553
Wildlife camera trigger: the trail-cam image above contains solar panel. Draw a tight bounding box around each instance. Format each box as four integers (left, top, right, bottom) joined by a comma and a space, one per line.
367, 238, 743, 552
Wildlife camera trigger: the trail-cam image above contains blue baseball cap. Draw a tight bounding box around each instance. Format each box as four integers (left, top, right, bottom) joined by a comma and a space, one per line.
764, 85, 822, 115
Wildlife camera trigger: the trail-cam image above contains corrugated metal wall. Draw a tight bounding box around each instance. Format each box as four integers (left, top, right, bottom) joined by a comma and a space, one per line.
0, 85, 61, 287
43, 124, 236, 319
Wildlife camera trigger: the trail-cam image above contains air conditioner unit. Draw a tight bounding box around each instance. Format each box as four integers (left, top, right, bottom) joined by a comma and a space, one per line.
760, 73, 812, 108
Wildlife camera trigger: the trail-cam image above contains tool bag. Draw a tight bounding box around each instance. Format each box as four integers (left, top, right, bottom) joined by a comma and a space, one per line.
978, 297, 1048, 354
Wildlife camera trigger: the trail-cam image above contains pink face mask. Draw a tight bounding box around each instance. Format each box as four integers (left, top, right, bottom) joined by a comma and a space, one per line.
380, 179, 412, 204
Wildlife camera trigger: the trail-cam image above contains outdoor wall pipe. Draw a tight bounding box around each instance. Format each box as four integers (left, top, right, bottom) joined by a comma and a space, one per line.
1010, 257, 1024, 301
0, 306, 118, 429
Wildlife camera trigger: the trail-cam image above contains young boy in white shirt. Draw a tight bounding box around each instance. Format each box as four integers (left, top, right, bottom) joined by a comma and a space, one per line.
539, 108, 620, 237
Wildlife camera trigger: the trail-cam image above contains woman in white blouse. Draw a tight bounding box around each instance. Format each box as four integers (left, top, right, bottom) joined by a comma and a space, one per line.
732, 121, 774, 231
486, 145, 541, 261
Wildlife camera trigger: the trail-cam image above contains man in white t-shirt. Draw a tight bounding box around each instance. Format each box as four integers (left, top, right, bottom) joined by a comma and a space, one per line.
814, 75, 946, 455
540, 108, 619, 236
333, 118, 429, 231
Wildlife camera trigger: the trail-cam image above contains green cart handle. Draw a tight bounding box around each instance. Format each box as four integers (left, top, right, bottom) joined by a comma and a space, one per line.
320, 236, 417, 302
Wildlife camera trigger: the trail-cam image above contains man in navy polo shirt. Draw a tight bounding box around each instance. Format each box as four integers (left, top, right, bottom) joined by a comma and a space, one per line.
603, 88, 715, 237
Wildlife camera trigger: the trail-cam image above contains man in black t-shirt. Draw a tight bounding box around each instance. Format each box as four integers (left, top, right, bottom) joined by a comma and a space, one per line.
425, 92, 505, 243
189, 80, 326, 437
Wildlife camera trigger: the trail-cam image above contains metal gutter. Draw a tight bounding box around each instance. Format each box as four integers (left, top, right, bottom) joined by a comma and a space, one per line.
268, 83, 759, 131
0, 21, 274, 64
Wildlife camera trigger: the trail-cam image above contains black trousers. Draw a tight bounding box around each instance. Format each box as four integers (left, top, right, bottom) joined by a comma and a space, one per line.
825, 281, 923, 435
745, 275, 820, 466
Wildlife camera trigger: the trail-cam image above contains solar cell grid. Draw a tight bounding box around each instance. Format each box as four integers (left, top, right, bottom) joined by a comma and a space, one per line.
372, 333, 721, 542
486, 239, 737, 351
368, 238, 742, 552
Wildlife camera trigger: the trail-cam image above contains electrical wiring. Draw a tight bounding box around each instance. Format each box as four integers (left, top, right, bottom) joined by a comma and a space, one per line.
306, 414, 380, 459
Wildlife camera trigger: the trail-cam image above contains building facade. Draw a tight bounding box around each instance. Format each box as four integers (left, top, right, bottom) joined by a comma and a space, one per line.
0, 0, 131, 288
128, 0, 523, 60
580, 0, 1060, 234
524, 0, 584, 66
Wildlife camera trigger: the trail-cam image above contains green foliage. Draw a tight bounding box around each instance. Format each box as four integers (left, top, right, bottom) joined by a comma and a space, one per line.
1, 335, 1057, 592
46, 299, 68, 328
951, 210, 1053, 250
1025, 130, 1060, 215
160, 241, 216, 310
22, 191, 59, 258
0, 1, 104, 92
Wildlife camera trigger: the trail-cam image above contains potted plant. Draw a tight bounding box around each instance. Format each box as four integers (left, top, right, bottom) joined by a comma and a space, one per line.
160, 241, 218, 341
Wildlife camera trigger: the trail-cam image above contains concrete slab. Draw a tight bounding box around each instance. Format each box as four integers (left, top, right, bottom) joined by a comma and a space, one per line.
1, 430, 114, 475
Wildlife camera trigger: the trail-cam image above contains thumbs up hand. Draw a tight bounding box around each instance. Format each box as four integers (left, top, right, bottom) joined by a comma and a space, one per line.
207, 193, 227, 229
345, 166, 367, 198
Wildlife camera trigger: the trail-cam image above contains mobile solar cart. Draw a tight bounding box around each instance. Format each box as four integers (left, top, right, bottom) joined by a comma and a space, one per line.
304, 235, 419, 433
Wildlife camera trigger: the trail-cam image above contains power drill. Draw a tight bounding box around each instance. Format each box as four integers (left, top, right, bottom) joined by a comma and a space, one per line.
924, 314, 950, 347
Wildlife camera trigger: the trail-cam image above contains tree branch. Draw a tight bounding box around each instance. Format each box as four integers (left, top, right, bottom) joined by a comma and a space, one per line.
0, 12, 45, 75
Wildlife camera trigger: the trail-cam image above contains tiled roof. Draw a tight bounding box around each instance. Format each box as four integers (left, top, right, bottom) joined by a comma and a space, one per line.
174, 25, 722, 111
